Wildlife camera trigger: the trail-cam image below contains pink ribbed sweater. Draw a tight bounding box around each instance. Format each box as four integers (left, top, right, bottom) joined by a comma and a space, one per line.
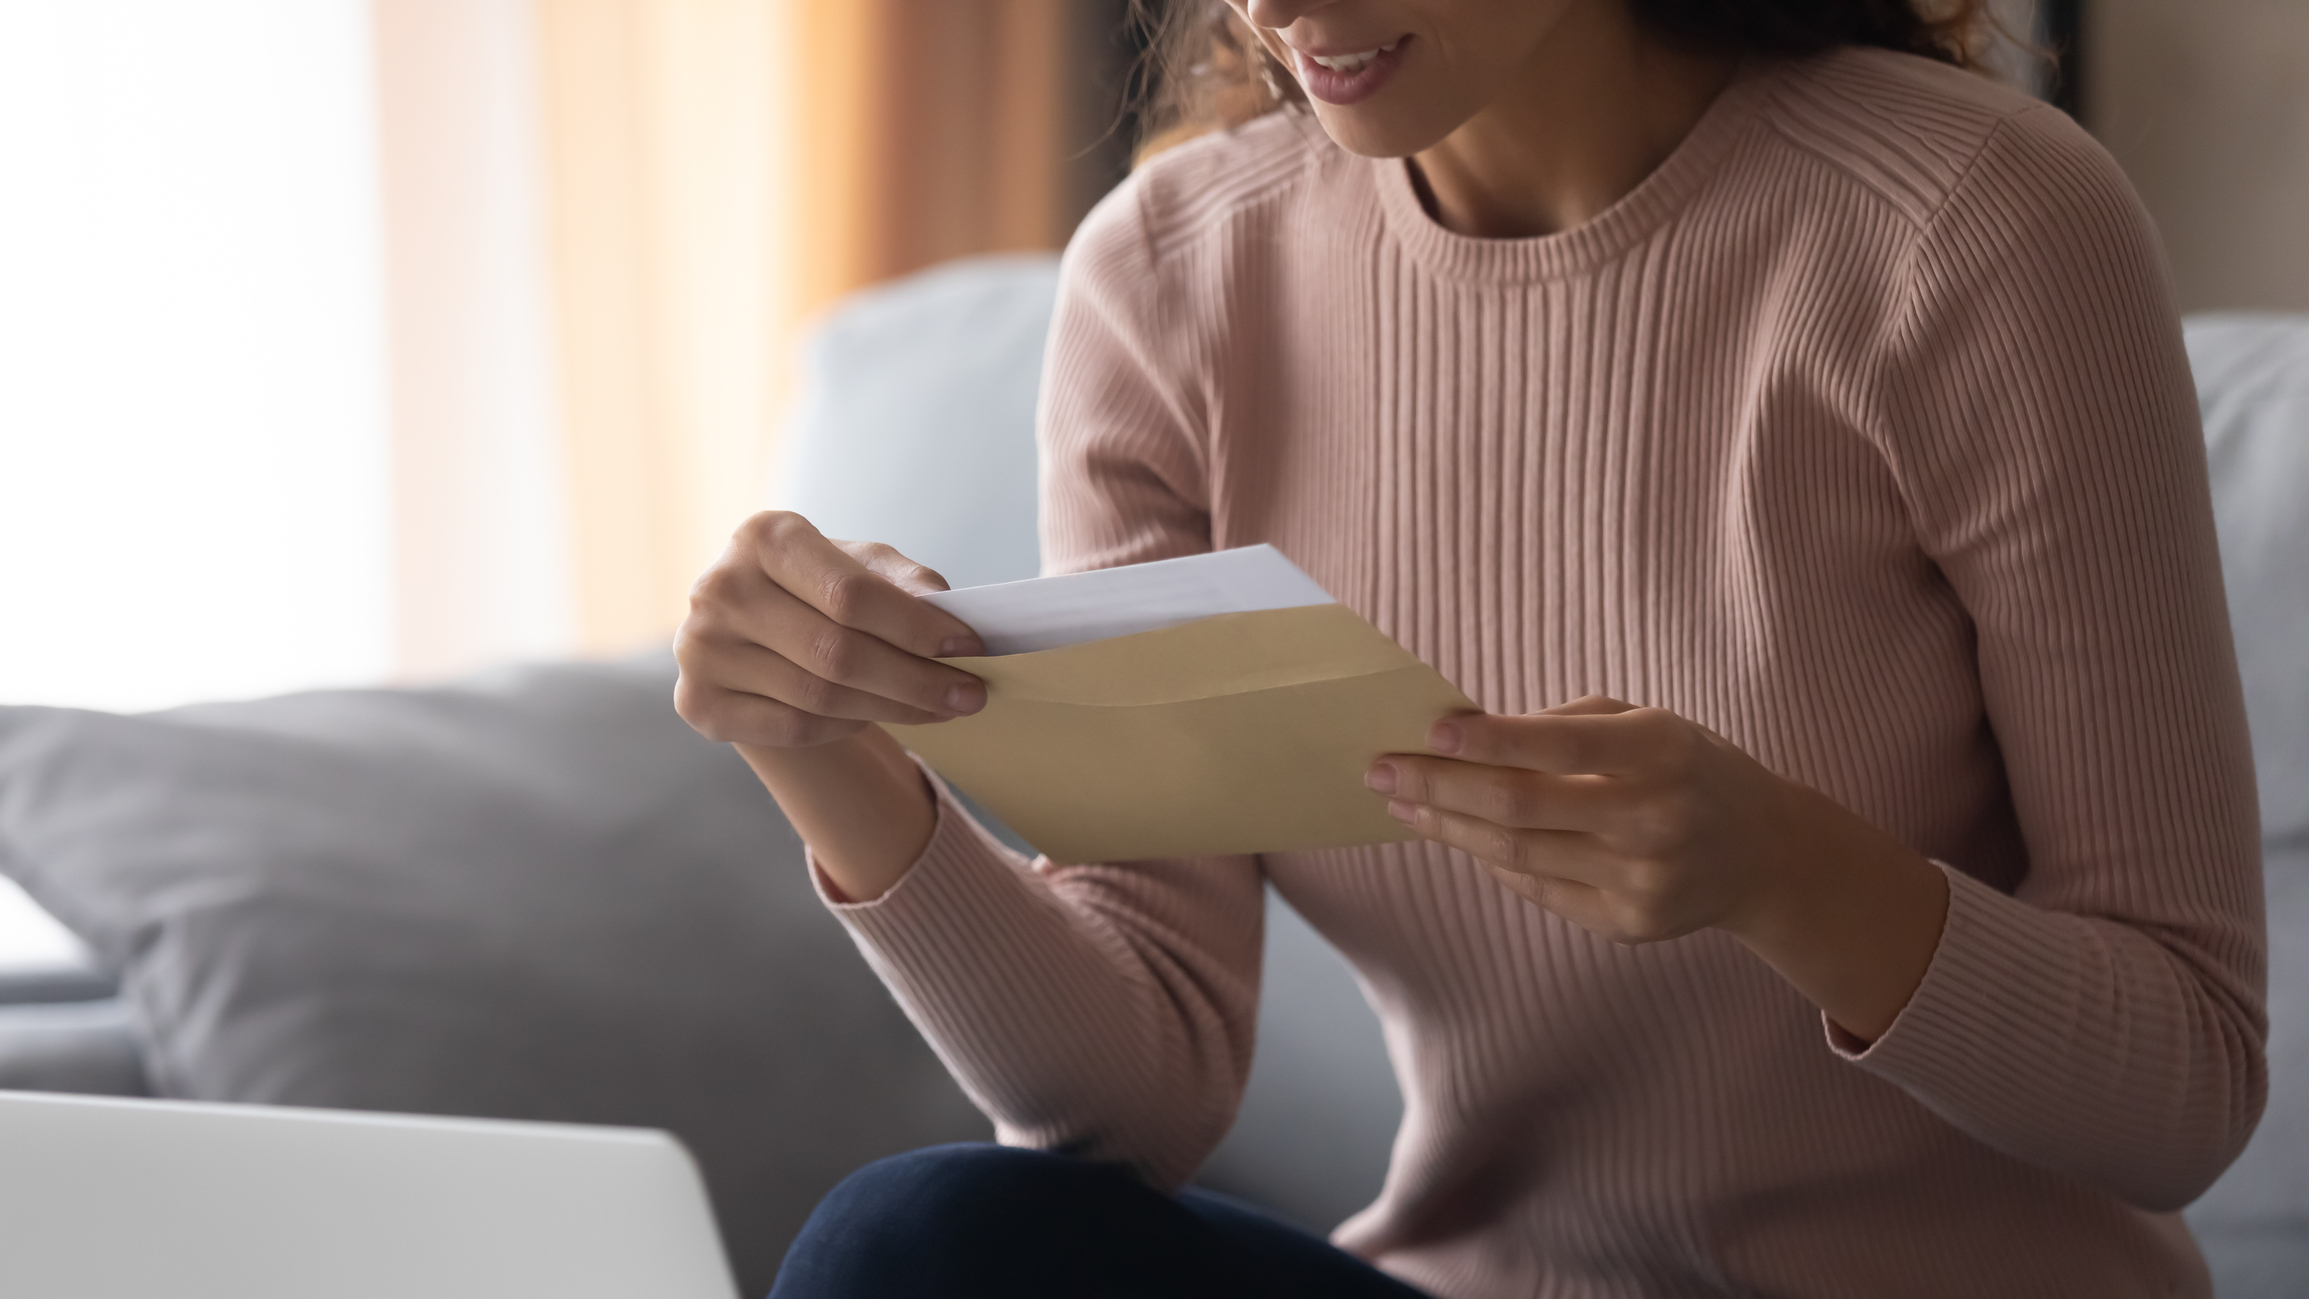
823, 49, 2267, 1298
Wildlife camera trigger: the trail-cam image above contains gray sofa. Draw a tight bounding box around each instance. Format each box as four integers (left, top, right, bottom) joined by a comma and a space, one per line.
1, 259, 2300, 1296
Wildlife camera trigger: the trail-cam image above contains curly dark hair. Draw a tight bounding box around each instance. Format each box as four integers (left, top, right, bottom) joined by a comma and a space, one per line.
1130, 0, 2003, 159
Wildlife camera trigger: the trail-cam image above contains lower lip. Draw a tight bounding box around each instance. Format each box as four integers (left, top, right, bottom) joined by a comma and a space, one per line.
1291, 37, 1410, 108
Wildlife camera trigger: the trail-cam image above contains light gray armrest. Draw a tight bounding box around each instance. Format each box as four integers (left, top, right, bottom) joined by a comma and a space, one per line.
0, 967, 119, 1006
0, 998, 151, 1096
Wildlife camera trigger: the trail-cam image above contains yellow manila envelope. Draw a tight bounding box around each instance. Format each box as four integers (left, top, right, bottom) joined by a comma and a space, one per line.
883, 547, 1476, 864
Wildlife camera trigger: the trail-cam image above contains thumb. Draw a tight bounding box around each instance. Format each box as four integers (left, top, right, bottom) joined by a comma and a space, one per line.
887, 560, 953, 597
855, 545, 985, 657
1537, 694, 1636, 717
848, 540, 954, 596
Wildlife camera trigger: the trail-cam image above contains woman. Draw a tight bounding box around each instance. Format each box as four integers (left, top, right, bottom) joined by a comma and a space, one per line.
676, 1, 2267, 1294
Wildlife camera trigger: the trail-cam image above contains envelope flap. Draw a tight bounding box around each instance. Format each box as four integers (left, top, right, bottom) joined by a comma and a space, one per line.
940, 603, 1420, 706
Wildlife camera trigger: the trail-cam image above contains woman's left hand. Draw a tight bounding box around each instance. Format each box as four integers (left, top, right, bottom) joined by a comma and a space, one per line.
1366, 696, 1950, 1040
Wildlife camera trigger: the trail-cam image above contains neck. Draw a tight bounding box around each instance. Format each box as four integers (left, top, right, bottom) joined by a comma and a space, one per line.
1410, 5, 1738, 239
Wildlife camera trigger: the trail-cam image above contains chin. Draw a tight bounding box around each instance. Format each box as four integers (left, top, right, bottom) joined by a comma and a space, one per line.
1306, 102, 1454, 159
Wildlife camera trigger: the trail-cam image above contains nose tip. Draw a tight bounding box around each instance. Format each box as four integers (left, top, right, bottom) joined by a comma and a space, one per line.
1239, 0, 1326, 33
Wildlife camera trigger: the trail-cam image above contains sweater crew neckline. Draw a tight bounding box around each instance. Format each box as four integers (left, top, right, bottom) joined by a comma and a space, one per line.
1370, 57, 1776, 284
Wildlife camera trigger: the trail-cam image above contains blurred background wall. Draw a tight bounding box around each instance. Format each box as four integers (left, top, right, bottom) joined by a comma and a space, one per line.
0, 1, 396, 712
2086, 0, 2309, 315
0, 0, 2299, 712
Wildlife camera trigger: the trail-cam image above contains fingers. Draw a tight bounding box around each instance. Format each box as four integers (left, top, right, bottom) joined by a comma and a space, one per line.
1366, 756, 1615, 834
1480, 865, 1614, 929
673, 671, 864, 748
1378, 699, 1754, 947
741, 512, 986, 660
678, 512, 1002, 751
682, 635, 953, 728
841, 538, 960, 603
1425, 697, 1681, 776
1383, 800, 1620, 890
1389, 798, 1668, 940
702, 568, 986, 717
1390, 802, 1691, 946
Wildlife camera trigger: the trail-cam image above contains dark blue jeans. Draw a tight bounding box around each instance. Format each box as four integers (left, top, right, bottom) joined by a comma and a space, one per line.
770, 1143, 1432, 1298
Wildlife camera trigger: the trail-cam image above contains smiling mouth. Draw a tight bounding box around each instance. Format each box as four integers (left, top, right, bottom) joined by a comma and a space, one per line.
1287, 34, 1412, 107
1304, 37, 1403, 73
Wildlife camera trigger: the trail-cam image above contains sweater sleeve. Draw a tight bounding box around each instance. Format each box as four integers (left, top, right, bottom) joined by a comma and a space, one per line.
818, 181, 1265, 1189
1850, 104, 2268, 1210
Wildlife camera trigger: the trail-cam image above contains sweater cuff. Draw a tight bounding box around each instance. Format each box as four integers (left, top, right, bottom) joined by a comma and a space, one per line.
809, 763, 1040, 932
1824, 861, 2079, 1084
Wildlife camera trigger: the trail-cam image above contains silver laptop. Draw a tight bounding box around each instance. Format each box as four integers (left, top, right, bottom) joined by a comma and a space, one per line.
0, 1090, 742, 1299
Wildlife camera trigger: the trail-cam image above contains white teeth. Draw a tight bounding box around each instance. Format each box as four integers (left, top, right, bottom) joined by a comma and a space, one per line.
1308, 38, 1399, 73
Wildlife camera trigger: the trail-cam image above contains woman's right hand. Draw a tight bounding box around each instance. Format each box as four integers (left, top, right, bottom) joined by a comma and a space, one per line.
674, 511, 990, 749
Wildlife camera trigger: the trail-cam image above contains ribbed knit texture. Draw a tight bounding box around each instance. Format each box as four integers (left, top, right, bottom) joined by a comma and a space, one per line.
821, 49, 2267, 1299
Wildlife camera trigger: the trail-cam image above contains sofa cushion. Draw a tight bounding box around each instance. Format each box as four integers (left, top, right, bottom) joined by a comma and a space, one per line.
2190, 314, 2309, 843
0, 655, 986, 1293
2182, 314, 2309, 1297
773, 253, 1055, 592
2190, 843, 2309, 1299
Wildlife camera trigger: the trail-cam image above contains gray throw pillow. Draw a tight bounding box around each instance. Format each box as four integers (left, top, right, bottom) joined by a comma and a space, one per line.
0, 654, 986, 1292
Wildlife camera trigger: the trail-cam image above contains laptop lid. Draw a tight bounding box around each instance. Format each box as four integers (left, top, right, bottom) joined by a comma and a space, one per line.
0, 1090, 740, 1299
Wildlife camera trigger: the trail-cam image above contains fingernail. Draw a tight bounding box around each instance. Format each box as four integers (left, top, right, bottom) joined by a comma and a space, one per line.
945, 682, 985, 714
1364, 764, 1397, 795
937, 636, 982, 658
1428, 721, 1462, 755
1386, 799, 1417, 823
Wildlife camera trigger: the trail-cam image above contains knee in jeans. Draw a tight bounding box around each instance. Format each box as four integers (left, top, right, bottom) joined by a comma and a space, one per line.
779, 1144, 1211, 1298
811, 1143, 1135, 1247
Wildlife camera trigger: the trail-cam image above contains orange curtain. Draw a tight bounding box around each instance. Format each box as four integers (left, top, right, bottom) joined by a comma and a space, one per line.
793, 0, 1071, 315
534, 0, 1075, 655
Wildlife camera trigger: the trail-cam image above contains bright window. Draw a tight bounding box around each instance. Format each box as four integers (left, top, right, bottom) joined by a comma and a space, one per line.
0, 878, 88, 973
0, 0, 392, 713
